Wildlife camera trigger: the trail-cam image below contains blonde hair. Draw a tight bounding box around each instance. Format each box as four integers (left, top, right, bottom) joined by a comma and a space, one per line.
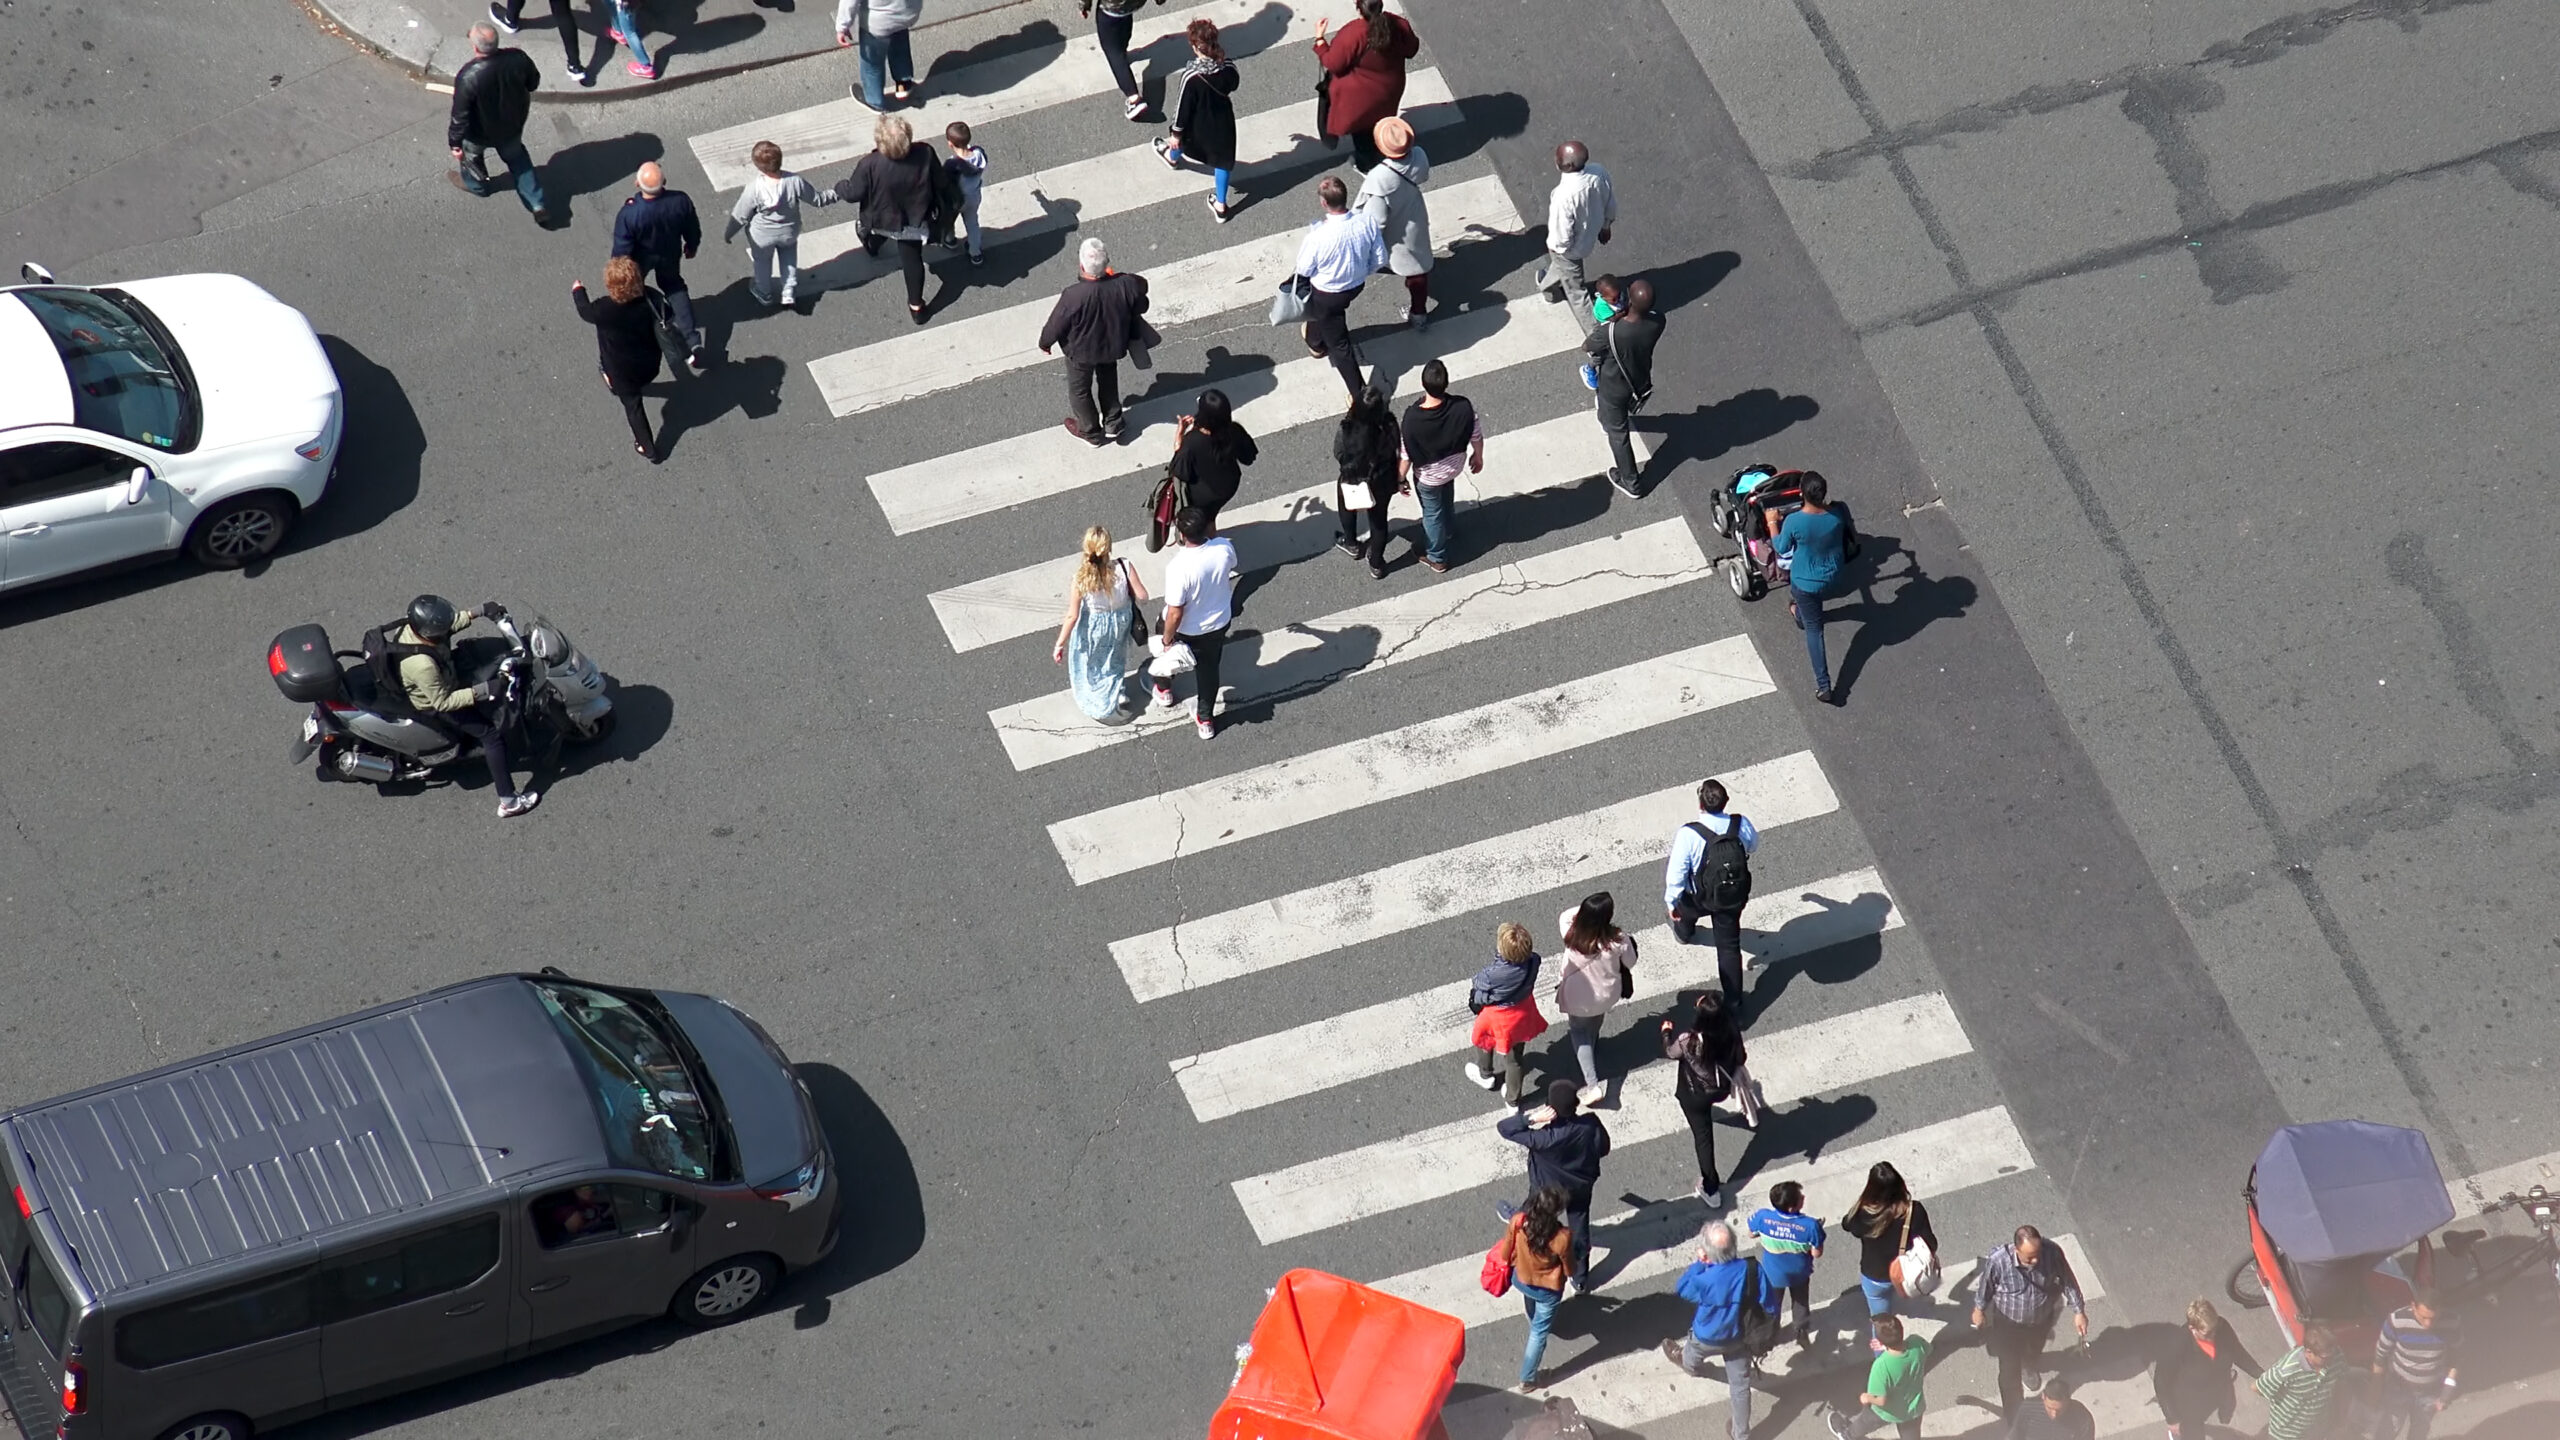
750, 140, 783, 175
874, 114, 913, 160
1496, 923, 1533, 964
1071, 527, 1118, 598
2185, 1297, 2220, 1334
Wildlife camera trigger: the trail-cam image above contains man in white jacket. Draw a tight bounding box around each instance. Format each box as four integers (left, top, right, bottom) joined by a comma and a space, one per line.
1537, 140, 1616, 334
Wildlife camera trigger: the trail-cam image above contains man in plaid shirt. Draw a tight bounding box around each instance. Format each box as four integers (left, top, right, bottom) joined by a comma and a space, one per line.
2254, 1325, 2341, 1440
1970, 1226, 2087, 1416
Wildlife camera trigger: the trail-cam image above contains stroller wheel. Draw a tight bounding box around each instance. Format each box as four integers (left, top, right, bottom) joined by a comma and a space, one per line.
1709, 497, 1737, 539
1729, 560, 1762, 600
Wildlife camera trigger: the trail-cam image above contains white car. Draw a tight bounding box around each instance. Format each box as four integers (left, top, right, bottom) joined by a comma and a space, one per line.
0, 264, 342, 593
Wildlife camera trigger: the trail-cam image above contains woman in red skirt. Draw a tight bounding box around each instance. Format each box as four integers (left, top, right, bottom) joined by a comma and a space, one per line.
1465, 922, 1549, 1107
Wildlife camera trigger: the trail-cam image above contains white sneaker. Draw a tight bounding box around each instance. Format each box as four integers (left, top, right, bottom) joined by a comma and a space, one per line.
497, 790, 541, 819
1576, 1081, 1608, 1109
1697, 1181, 1722, 1207
1195, 716, 1216, 740
1151, 684, 1177, 710
2022, 1369, 2046, 1397
1463, 1062, 1499, 1091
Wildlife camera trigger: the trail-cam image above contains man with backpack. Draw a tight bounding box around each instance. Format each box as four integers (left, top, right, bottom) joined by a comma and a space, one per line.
1662, 1221, 1781, 1440
1666, 777, 1757, 1020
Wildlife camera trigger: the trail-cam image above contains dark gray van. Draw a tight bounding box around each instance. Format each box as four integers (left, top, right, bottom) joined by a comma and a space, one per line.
0, 973, 838, 1440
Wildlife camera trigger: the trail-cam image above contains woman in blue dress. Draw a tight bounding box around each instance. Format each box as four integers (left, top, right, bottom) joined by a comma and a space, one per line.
1051, 525, 1148, 720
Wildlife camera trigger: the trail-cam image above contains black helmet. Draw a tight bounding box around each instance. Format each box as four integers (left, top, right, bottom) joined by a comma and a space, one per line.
406, 594, 459, 641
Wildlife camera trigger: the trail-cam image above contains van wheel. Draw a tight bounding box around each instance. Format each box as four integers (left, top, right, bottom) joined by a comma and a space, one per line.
186, 493, 296, 568
162, 1414, 251, 1440
672, 1254, 780, 1328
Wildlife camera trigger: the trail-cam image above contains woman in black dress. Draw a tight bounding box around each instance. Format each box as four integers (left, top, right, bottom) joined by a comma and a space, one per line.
1332, 383, 1398, 578
570, 255, 665, 463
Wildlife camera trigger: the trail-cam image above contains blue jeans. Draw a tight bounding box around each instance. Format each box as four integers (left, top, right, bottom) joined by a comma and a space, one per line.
609, 0, 651, 68
859, 26, 914, 108
459, 138, 548, 213
1516, 1282, 1561, 1382
1859, 1273, 1895, 1317
1677, 1337, 1755, 1440
1791, 584, 1832, 693
1415, 480, 1456, 565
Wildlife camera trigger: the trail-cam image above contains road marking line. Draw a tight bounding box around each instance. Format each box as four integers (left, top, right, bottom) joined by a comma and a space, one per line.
927, 413, 1646, 653
1051, 638, 1770, 883
869, 296, 1586, 534
1171, 867, 1900, 1121
1111, 753, 1839, 1002
994, 518, 1710, 770
1230, 993, 1973, 1244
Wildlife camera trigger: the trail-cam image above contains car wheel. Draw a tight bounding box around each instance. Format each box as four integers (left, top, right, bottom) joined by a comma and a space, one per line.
186, 492, 296, 569
569, 710, 618, 746
2225, 1254, 2268, 1309
672, 1254, 780, 1328
160, 1414, 251, 1440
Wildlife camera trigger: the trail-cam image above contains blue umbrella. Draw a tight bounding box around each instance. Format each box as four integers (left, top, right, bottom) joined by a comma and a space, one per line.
2255, 1120, 2453, 1262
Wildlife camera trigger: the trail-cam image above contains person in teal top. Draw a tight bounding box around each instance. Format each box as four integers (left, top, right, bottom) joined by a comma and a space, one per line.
1829, 1312, 1928, 1438
1773, 471, 1850, 703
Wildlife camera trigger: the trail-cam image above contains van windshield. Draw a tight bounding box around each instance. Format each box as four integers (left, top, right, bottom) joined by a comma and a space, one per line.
529, 980, 721, 1183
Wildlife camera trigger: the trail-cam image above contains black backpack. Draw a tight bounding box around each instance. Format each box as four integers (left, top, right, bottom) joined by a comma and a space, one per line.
361, 621, 443, 713
1734, 1257, 1783, 1357
1685, 819, 1753, 912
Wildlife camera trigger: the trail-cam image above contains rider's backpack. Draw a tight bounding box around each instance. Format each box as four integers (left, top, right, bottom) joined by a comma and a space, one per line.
1734, 1258, 1784, 1357
361, 621, 442, 712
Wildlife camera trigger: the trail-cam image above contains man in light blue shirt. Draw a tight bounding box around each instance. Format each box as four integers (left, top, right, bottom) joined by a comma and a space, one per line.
1293, 173, 1388, 399
1665, 778, 1758, 1015
1775, 471, 1851, 704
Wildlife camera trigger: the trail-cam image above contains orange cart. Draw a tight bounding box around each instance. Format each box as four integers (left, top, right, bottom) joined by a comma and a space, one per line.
1210, 1270, 1466, 1440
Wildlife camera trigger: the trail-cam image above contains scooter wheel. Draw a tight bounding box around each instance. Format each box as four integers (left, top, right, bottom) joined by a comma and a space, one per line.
568, 711, 619, 746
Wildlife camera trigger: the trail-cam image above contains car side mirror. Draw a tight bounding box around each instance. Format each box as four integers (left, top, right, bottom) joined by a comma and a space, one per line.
19, 263, 54, 284
123, 467, 151, 505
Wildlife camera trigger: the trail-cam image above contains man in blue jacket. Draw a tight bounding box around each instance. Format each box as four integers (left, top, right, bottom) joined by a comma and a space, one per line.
1663, 1222, 1779, 1440
1497, 1080, 1611, 1292
612, 162, 705, 370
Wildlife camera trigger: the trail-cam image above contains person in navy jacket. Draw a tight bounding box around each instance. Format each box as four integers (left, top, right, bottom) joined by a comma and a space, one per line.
611, 162, 705, 369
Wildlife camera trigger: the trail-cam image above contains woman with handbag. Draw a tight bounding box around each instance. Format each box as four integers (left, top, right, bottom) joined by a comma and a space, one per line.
1554, 892, 1633, 1109
1331, 384, 1399, 578
1168, 388, 1257, 531
569, 256, 668, 463
1313, 0, 1419, 172
832, 113, 956, 325
1052, 525, 1150, 720
1502, 1186, 1576, 1391
1840, 1162, 1938, 1341
1660, 989, 1754, 1206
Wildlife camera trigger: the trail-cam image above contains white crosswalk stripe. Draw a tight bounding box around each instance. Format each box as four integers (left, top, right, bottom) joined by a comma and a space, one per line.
809, 173, 1522, 417
927, 413, 1650, 652
1049, 639, 1772, 882
1108, 752, 1839, 1003
1170, 869, 1900, 1121
868, 297, 1587, 534
791, 69, 1467, 303
688, 0, 1338, 190
994, 518, 1712, 769
1231, 993, 1973, 1244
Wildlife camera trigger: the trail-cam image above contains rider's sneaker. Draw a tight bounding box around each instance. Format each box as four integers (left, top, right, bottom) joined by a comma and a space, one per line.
497, 791, 542, 819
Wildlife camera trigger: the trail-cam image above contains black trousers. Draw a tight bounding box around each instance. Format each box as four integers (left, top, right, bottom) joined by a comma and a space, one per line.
1338, 485, 1389, 564
1349, 128, 1384, 174
1066, 358, 1122, 437
612, 388, 655, 452
1178, 624, 1229, 718
498, 0, 585, 66
447, 710, 518, 799
1670, 897, 1747, 1019
1094, 5, 1138, 98
894, 238, 927, 308
1305, 283, 1365, 397
1986, 1312, 2057, 1416
1674, 1084, 1720, 1191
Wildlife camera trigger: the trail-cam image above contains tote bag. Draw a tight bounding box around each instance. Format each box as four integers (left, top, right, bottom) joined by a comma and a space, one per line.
1270, 274, 1314, 326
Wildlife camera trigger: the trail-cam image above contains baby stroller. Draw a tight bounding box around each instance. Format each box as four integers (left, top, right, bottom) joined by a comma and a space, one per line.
1707, 463, 1858, 601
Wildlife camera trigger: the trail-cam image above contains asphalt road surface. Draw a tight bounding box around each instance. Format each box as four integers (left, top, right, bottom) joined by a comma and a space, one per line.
3, 0, 2557, 1436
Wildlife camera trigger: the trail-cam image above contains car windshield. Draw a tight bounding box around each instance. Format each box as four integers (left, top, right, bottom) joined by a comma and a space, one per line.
530, 980, 719, 1183
13, 288, 193, 451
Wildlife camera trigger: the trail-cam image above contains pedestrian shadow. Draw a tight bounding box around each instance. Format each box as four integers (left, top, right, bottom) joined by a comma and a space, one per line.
1435, 91, 1532, 161
1407, 469, 1616, 572
1131, 342, 1290, 414
1641, 387, 1820, 485
1723, 1092, 1881, 1197
1422, 229, 1555, 315
1828, 534, 1978, 700
652, 353, 789, 456
1650, 249, 1744, 313
1735, 893, 1895, 1014
540, 131, 667, 226
921, 19, 1066, 96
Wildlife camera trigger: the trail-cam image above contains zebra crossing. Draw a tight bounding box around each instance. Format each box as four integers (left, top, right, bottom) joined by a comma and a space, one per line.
682, 19, 2093, 1433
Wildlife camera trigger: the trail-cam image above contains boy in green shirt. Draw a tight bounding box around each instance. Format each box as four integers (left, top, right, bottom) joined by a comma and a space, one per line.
1829, 1313, 1928, 1438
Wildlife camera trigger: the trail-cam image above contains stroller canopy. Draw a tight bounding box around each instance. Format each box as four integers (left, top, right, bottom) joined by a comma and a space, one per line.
2255, 1120, 2454, 1263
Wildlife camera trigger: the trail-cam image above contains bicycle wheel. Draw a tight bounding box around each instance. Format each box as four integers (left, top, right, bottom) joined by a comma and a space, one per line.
2226, 1254, 2269, 1309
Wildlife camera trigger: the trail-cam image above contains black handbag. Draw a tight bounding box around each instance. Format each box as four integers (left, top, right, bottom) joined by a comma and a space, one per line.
1314, 71, 1339, 149
644, 293, 690, 369
1121, 561, 1151, 645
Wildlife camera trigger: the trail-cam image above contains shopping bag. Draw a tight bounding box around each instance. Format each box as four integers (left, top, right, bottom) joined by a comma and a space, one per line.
1270, 274, 1313, 326
1891, 1234, 1941, 1297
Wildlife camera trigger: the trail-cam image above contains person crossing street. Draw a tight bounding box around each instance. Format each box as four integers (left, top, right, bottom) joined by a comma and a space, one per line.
1294, 174, 1389, 400
612, 162, 705, 370
1038, 238, 1151, 445
1537, 140, 1616, 329
1970, 1226, 2088, 1418
1665, 777, 1757, 1019
446, 23, 554, 224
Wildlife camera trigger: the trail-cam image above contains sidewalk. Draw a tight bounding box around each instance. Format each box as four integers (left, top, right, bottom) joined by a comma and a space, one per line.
310, 0, 1024, 94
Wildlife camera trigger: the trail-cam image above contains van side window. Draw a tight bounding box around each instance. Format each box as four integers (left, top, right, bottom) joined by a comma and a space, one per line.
116, 1267, 316, 1369
529, 1184, 675, 1250
318, 1214, 502, 1323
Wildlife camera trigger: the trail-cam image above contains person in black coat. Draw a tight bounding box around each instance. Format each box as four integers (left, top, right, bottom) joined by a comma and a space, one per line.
1036, 236, 1151, 444
1498, 1079, 1612, 1288
446, 23, 552, 221
834, 114, 960, 324
570, 256, 667, 463
1331, 384, 1398, 577
1168, 388, 1258, 530
1153, 20, 1241, 222
2151, 1298, 2263, 1438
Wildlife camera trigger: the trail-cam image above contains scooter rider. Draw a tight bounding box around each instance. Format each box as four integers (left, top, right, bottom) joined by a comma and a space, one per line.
388, 595, 541, 819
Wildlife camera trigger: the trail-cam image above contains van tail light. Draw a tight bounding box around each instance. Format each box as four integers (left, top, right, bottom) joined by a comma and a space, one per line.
12, 1187, 28, 1218
59, 1358, 84, 1415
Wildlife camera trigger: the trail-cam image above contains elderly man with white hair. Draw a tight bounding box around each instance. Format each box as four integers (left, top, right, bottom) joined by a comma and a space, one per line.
1663, 1220, 1781, 1440
446, 21, 552, 223
1036, 236, 1154, 446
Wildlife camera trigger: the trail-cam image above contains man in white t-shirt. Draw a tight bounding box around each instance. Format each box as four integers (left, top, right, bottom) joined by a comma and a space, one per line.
1154, 506, 1239, 740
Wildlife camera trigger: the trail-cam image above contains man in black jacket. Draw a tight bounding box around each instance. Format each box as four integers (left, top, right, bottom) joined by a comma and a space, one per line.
1037, 236, 1152, 444
447, 22, 553, 223
1498, 1080, 1613, 1292
1587, 276, 1663, 497
612, 162, 705, 369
